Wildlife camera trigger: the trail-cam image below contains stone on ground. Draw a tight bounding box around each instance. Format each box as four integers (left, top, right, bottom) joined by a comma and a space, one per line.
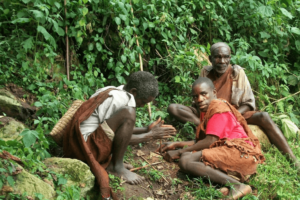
0, 117, 25, 141
0, 89, 36, 122
248, 125, 271, 148
43, 157, 96, 198
2, 165, 55, 199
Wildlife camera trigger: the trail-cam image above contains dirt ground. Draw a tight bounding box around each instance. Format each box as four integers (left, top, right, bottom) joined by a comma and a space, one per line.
116, 139, 202, 200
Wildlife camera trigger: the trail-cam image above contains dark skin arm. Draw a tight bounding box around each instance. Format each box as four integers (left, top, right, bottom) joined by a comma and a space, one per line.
130, 118, 176, 145
163, 135, 219, 162
237, 104, 251, 115
157, 141, 196, 153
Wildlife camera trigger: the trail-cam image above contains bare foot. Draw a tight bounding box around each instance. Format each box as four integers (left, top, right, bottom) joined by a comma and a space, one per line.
225, 184, 252, 200
106, 163, 145, 185
124, 163, 133, 170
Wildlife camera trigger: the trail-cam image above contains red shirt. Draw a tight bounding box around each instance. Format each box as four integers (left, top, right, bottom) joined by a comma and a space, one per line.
205, 112, 253, 146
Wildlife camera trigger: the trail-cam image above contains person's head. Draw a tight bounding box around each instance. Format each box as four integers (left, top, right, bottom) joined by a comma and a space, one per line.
209, 42, 231, 75
192, 77, 217, 112
124, 71, 159, 108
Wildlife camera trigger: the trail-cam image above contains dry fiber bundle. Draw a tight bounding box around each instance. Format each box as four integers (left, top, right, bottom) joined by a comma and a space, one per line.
50, 100, 84, 146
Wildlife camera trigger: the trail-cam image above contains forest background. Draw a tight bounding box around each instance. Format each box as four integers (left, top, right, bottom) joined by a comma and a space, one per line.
0, 0, 300, 199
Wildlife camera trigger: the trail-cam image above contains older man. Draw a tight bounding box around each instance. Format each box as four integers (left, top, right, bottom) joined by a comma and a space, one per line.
168, 42, 299, 169
161, 77, 265, 199
63, 71, 176, 200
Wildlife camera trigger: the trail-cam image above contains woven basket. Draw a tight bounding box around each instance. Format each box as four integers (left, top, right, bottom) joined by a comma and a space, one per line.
50, 100, 84, 146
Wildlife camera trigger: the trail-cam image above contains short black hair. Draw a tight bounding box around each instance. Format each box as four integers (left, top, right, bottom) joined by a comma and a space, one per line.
210, 42, 231, 55
125, 71, 159, 99
192, 77, 215, 90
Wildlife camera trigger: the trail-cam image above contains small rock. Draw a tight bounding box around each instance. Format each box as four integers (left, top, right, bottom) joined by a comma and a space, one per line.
0, 117, 26, 141
44, 157, 95, 198
2, 164, 55, 199
249, 125, 271, 148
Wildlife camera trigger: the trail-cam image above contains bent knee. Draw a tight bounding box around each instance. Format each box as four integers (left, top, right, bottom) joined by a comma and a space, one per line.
167, 104, 177, 115
178, 154, 191, 171
258, 112, 272, 123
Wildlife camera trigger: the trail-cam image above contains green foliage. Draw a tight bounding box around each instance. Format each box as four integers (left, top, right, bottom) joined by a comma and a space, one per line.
185, 176, 223, 199
109, 174, 125, 192
1, 0, 300, 199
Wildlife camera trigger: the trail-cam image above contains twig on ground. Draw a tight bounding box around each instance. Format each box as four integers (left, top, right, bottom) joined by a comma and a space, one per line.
141, 156, 169, 183
160, 139, 162, 154
130, 162, 163, 172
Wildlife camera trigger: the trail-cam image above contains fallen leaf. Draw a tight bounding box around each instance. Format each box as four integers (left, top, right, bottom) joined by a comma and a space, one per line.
26, 196, 34, 200
51, 173, 57, 181
79, 183, 86, 188
157, 165, 164, 170
1, 185, 13, 192
155, 190, 164, 195
12, 167, 23, 175
150, 152, 162, 158
167, 188, 176, 195
180, 192, 195, 200
137, 150, 145, 157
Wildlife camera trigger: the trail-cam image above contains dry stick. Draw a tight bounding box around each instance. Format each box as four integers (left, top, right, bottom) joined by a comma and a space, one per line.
261, 90, 300, 111
130, 1, 152, 119
141, 156, 169, 183
64, 0, 70, 81
130, 162, 163, 172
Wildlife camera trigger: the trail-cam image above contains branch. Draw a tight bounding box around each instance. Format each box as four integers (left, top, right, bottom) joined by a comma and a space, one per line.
261, 90, 300, 111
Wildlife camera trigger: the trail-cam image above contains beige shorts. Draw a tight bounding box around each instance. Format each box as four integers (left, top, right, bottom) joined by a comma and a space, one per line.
100, 121, 115, 141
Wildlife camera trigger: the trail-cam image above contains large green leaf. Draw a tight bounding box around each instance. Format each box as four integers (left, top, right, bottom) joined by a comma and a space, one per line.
257, 6, 273, 17
19, 129, 39, 148
37, 25, 57, 49
281, 118, 299, 140
115, 17, 121, 25
22, 37, 34, 52
287, 75, 298, 86
291, 27, 300, 35
11, 18, 31, 24
30, 10, 45, 23
7, 176, 15, 186
259, 31, 271, 39
82, 7, 88, 16
280, 8, 293, 19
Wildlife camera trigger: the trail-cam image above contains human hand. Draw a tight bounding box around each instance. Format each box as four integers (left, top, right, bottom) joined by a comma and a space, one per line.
155, 142, 180, 153
163, 150, 181, 162
148, 117, 176, 139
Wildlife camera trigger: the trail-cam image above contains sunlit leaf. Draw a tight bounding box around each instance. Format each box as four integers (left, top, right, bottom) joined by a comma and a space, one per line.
257, 6, 273, 17
280, 8, 293, 19
115, 17, 121, 25
291, 27, 300, 35
22, 37, 34, 52
82, 7, 88, 16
